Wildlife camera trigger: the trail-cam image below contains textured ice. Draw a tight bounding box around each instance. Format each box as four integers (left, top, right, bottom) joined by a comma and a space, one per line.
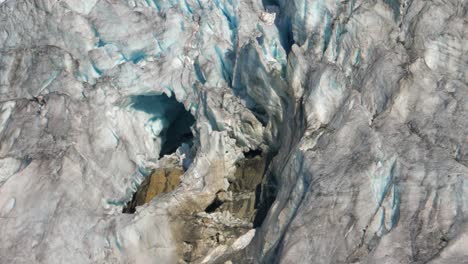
0, 0, 467, 263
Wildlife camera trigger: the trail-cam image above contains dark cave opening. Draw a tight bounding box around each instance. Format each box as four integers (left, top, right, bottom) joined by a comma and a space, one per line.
205, 193, 225, 213
244, 148, 263, 158
261, 0, 295, 55
159, 114, 195, 158
130, 94, 196, 158
122, 94, 195, 214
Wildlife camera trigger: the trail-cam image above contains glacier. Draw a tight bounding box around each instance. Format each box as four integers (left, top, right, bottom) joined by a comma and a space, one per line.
0, 0, 467, 263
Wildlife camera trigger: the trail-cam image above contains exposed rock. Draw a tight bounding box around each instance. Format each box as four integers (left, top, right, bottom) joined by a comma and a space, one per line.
171, 153, 268, 263
123, 167, 183, 214
219, 155, 266, 221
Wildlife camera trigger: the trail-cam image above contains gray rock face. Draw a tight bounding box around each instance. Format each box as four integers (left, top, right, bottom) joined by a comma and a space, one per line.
0, 0, 467, 263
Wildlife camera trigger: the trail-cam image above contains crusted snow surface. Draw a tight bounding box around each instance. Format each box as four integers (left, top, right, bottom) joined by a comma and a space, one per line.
0, 0, 467, 263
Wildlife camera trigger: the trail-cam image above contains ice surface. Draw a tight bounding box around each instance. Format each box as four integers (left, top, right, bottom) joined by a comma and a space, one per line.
0, 0, 467, 263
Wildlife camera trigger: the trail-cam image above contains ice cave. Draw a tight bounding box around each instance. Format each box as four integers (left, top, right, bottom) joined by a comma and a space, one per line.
130, 94, 195, 157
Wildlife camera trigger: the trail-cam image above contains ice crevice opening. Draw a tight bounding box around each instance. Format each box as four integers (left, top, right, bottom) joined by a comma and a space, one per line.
129, 94, 195, 158
261, 0, 295, 55
122, 93, 195, 214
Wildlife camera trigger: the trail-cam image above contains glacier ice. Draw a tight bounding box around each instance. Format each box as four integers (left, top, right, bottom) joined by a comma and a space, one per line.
0, 0, 468, 263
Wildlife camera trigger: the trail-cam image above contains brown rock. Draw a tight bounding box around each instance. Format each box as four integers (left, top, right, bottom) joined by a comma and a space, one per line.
123, 167, 184, 213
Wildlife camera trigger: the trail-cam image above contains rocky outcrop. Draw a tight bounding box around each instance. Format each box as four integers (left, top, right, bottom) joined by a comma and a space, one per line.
123, 167, 183, 214
120, 153, 268, 262
168, 153, 268, 263
214, 154, 266, 221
